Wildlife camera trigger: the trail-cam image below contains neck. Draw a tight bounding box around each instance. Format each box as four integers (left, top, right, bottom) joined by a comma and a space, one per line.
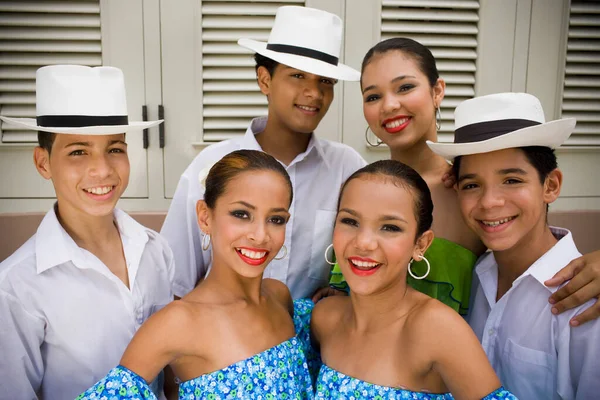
494, 222, 558, 298
389, 133, 448, 179
256, 118, 312, 166
347, 276, 411, 333
202, 257, 265, 304
55, 204, 119, 250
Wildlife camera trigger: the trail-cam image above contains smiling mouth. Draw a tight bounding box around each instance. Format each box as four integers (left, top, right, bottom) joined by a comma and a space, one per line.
348, 258, 382, 276
479, 216, 517, 227
296, 104, 319, 112
83, 185, 115, 195
383, 117, 410, 129
236, 247, 269, 266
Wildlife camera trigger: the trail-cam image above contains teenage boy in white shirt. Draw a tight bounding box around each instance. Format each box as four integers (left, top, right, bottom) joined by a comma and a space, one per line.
162, 6, 366, 300
0, 65, 174, 400
429, 92, 600, 399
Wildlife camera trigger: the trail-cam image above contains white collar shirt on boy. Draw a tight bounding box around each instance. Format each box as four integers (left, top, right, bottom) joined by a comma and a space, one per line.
0, 206, 174, 400
467, 227, 600, 400
161, 116, 367, 299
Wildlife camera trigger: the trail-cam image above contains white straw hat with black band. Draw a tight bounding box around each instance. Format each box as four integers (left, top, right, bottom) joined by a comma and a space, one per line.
0, 65, 162, 135
238, 6, 360, 81
427, 92, 576, 161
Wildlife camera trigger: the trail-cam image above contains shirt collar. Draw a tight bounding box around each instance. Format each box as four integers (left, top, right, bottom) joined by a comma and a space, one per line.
35, 206, 150, 275
475, 226, 580, 296
240, 117, 331, 169
525, 227, 580, 291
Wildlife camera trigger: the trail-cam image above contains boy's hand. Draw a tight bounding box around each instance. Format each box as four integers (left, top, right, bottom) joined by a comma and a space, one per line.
311, 286, 347, 303
545, 250, 600, 326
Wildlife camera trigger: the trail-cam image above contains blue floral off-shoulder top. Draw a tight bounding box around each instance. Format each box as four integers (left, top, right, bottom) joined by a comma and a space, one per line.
315, 364, 518, 399
77, 299, 316, 400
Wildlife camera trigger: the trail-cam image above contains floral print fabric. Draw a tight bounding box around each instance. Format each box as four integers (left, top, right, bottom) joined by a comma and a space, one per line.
77, 300, 315, 399
315, 364, 518, 399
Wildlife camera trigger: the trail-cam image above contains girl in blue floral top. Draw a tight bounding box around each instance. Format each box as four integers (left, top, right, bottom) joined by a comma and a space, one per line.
79, 150, 314, 400
311, 160, 517, 399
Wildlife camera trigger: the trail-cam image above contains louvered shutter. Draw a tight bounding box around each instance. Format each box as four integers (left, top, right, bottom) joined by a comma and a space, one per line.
201, 0, 304, 142
379, 0, 479, 143
0, 0, 102, 143
561, 0, 600, 146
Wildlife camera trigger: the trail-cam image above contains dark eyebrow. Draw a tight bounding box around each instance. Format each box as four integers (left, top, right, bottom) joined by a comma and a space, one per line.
381, 215, 407, 224
362, 75, 417, 94
64, 141, 91, 148
457, 173, 476, 183
499, 168, 527, 175
339, 208, 358, 216
109, 140, 127, 146
231, 201, 255, 209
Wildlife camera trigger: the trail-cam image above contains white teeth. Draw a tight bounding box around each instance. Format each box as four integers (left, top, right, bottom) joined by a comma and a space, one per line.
239, 248, 267, 260
297, 105, 317, 112
385, 117, 409, 129
351, 259, 379, 269
85, 186, 113, 195
481, 216, 515, 227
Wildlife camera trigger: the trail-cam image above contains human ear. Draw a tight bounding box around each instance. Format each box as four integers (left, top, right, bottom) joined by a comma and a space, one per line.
543, 168, 563, 204
196, 200, 212, 235
33, 146, 52, 180
256, 66, 272, 96
412, 229, 435, 261
433, 78, 446, 108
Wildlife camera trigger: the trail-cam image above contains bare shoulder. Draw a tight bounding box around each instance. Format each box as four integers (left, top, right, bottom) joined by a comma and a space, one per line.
313, 296, 347, 332
406, 294, 480, 355
262, 278, 293, 313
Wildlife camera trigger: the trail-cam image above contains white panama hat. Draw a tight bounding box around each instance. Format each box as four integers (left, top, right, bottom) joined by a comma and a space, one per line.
238, 6, 360, 81
0, 65, 162, 135
427, 92, 576, 161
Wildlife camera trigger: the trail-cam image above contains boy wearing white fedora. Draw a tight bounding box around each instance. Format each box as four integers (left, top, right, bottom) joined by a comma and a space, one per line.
0, 65, 173, 399
428, 92, 600, 399
161, 6, 366, 301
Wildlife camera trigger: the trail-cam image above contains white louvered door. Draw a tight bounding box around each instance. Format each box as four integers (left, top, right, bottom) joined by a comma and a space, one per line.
561, 0, 600, 146
0, 0, 149, 205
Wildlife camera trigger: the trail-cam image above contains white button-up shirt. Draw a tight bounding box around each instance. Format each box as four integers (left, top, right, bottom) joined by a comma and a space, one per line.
161, 117, 366, 299
468, 227, 600, 400
0, 207, 174, 400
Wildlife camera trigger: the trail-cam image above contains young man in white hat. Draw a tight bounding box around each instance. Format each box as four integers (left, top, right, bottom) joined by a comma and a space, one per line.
428, 92, 600, 399
0, 65, 173, 399
161, 6, 366, 301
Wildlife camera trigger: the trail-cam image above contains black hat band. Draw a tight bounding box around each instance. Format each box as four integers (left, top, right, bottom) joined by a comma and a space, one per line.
37, 115, 129, 128
454, 119, 541, 144
266, 43, 338, 66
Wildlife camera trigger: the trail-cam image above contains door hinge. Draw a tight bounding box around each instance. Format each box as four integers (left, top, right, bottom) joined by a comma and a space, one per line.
141, 105, 149, 149
158, 105, 165, 148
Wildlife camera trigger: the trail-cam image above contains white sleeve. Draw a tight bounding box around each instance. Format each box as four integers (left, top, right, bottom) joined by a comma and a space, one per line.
559, 310, 600, 399
0, 291, 45, 399
161, 170, 208, 298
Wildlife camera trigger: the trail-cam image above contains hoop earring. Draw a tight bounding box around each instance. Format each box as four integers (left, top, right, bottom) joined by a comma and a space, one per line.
324, 244, 336, 265
365, 126, 382, 147
201, 234, 211, 251
408, 254, 430, 280
435, 107, 442, 132
274, 244, 288, 260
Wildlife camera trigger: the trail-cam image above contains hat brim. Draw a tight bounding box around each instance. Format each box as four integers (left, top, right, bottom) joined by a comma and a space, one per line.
427, 118, 576, 161
0, 116, 163, 135
238, 38, 360, 81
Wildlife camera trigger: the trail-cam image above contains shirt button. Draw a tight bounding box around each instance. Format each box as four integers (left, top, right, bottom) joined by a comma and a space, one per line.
488, 328, 495, 336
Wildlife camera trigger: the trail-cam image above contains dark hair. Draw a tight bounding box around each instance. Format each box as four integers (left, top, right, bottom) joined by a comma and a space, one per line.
452, 146, 558, 185
204, 150, 293, 209
254, 53, 279, 77
361, 37, 439, 87
338, 160, 434, 239
38, 131, 56, 154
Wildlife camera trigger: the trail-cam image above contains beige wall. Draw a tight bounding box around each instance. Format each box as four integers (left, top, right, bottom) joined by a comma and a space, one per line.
1, 210, 598, 263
